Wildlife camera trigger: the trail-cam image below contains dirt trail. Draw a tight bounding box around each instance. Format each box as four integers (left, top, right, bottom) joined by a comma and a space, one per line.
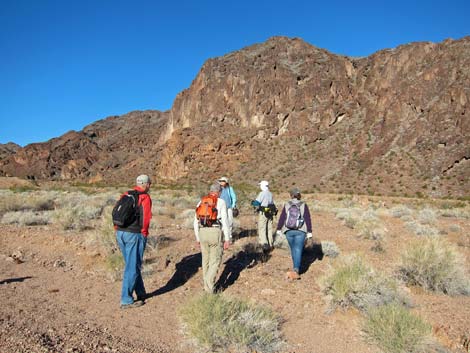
1, 209, 469, 353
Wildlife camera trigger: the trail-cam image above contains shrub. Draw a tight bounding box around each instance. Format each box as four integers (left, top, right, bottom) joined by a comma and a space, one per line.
363, 303, 431, 353
180, 293, 283, 353
405, 221, 439, 237
417, 208, 437, 225
390, 205, 413, 218
55, 205, 102, 230
320, 241, 340, 258
87, 206, 118, 255
1, 210, 54, 226
398, 238, 470, 295
320, 255, 408, 312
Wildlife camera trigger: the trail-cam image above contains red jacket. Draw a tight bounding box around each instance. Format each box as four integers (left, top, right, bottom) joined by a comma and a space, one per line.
116, 186, 152, 236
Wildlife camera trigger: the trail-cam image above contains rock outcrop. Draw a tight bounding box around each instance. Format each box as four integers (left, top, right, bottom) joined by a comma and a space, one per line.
1, 36, 469, 198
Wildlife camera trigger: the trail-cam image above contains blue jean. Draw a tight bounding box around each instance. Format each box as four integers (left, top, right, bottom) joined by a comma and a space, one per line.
285, 230, 306, 273
116, 231, 147, 305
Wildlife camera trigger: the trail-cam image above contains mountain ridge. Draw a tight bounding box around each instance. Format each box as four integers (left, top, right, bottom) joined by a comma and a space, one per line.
1, 36, 469, 198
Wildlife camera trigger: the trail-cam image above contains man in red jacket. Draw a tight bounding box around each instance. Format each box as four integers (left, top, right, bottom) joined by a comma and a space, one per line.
116, 174, 152, 309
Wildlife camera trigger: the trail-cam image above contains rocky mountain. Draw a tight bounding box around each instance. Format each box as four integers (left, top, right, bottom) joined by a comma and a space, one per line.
0, 142, 20, 160
1, 36, 469, 198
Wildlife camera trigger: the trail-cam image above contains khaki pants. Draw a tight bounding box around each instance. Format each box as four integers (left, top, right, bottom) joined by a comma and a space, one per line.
199, 227, 223, 293
258, 212, 273, 246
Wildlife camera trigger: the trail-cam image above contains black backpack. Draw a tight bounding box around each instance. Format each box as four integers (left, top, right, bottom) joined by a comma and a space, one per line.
112, 190, 144, 227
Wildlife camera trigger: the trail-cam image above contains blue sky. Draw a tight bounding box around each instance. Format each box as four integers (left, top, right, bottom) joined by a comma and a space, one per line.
1, 0, 469, 146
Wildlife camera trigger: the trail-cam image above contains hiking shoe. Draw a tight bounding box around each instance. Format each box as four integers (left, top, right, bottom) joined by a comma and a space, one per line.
120, 301, 144, 310
286, 271, 300, 280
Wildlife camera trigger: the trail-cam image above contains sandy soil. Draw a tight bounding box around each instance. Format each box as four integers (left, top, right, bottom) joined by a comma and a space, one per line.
1, 202, 469, 353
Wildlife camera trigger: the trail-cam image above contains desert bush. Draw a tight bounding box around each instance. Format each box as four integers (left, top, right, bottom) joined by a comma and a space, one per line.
335, 208, 361, 228
87, 205, 118, 254
363, 303, 431, 353
177, 208, 196, 229
449, 224, 462, 233
105, 253, 124, 281
0, 190, 57, 214
320, 241, 340, 258
180, 293, 283, 353
390, 205, 413, 218
439, 208, 470, 219
405, 221, 439, 237
55, 205, 102, 231
417, 208, 437, 225
398, 238, 470, 295
1, 210, 54, 226
320, 255, 408, 312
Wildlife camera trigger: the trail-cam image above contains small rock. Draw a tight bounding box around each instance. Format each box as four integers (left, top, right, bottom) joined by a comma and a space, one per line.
53, 259, 66, 268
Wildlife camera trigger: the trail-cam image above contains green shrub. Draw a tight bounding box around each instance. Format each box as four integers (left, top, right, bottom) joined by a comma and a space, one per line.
398, 238, 470, 295
180, 293, 283, 353
320, 255, 408, 312
1, 210, 54, 226
363, 303, 431, 353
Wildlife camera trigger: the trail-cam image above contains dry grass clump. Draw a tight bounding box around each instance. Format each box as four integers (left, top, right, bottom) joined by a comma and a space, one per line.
405, 221, 439, 237
177, 209, 196, 229
335, 208, 387, 241
397, 238, 470, 295
55, 205, 103, 230
390, 205, 414, 219
180, 293, 283, 353
320, 255, 408, 312
439, 208, 470, 219
416, 208, 437, 225
0, 190, 57, 214
363, 303, 432, 353
320, 241, 340, 258
1, 210, 54, 226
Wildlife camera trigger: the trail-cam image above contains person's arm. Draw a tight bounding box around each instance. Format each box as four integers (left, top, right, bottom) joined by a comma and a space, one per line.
140, 194, 152, 236
217, 199, 230, 242
303, 204, 313, 233
229, 187, 237, 208
277, 206, 287, 230
194, 202, 200, 242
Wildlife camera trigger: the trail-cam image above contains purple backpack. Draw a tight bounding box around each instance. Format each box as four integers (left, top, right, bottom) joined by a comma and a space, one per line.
286, 202, 304, 229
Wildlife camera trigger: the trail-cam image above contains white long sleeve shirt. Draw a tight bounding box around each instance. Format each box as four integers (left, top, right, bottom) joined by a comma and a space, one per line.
193, 198, 230, 242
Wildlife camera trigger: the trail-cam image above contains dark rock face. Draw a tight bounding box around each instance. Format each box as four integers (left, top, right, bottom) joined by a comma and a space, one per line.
1, 36, 469, 197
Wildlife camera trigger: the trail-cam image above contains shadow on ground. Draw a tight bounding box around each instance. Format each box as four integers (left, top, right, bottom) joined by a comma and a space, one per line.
0, 276, 33, 285
216, 243, 271, 291
148, 253, 201, 297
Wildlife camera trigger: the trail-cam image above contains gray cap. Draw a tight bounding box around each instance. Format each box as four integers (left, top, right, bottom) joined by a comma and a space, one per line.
218, 176, 229, 183
289, 187, 301, 197
209, 182, 222, 193
136, 174, 151, 185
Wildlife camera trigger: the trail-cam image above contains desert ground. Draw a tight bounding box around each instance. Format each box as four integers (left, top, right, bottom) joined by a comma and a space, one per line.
0, 182, 469, 353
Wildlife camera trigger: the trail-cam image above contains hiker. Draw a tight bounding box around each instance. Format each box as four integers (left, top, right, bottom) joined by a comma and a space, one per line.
114, 174, 152, 309
193, 182, 230, 293
276, 187, 312, 280
218, 176, 237, 242
254, 180, 276, 250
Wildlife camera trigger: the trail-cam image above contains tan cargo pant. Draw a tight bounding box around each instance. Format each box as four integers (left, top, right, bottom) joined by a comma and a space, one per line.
199, 226, 223, 293
258, 212, 273, 246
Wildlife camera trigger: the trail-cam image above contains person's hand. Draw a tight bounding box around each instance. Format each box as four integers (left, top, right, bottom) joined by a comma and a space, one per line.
196, 241, 200, 248
223, 241, 230, 250
306, 233, 313, 239
276, 230, 282, 237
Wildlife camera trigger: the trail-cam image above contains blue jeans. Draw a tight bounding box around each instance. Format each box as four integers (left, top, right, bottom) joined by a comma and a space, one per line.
116, 231, 147, 305
285, 230, 306, 273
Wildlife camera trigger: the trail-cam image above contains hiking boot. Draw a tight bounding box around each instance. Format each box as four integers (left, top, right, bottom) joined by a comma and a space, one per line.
286, 271, 300, 280
120, 301, 144, 310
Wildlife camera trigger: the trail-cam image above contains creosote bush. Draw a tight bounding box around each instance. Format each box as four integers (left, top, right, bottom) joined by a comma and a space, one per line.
398, 238, 470, 295
363, 303, 431, 353
320, 255, 408, 312
180, 293, 283, 353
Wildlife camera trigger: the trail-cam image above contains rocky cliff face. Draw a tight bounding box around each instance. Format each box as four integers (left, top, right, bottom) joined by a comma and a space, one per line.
1, 36, 469, 198
0, 143, 20, 161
